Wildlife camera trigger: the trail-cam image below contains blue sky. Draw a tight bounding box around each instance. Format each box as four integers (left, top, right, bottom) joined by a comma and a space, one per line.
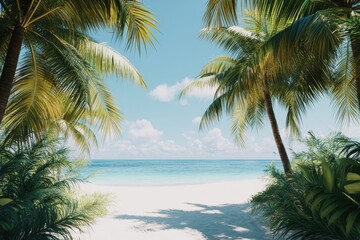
88, 0, 358, 160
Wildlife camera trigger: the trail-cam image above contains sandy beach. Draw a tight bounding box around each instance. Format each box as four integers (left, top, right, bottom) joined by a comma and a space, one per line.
75, 179, 273, 240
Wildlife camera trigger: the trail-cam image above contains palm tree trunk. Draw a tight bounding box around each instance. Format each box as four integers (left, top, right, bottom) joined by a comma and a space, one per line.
0, 25, 25, 124
350, 36, 360, 111
263, 82, 292, 175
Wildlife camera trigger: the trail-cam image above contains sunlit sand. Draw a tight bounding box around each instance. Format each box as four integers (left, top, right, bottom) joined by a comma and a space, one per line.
76, 179, 272, 240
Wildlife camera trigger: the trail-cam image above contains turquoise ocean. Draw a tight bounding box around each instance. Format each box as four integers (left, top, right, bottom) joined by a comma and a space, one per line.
81, 160, 282, 185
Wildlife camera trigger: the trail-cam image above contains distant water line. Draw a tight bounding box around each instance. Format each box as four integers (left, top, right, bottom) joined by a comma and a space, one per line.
79, 159, 282, 186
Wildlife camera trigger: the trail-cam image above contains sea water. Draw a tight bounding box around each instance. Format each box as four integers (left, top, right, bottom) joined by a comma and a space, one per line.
80, 160, 282, 185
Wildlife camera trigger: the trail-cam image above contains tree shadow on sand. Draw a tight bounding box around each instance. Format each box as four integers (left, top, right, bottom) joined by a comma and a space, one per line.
115, 203, 276, 240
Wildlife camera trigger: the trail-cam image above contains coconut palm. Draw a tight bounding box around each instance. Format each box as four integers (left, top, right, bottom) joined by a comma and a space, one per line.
1, 39, 135, 150
182, 10, 329, 174
0, 0, 157, 144
0, 133, 108, 239
204, 0, 360, 118
248, 1, 359, 89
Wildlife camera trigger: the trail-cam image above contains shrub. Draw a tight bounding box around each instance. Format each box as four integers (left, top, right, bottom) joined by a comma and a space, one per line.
251, 133, 360, 239
0, 135, 107, 240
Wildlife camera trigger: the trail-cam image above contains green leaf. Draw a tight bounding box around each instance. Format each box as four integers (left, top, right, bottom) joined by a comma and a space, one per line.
344, 182, 360, 194
0, 197, 13, 206
319, 198, 340, 219
0, 220, 13, 231
311, 193, 329, 212
328, 205, 351, 225
346, 211, 359, 236
346, 172, 360, 181
322, 161, 334, 192
305, 188, 322, 203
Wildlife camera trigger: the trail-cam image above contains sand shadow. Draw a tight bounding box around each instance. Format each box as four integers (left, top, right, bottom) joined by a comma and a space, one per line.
115, 203, 275, 240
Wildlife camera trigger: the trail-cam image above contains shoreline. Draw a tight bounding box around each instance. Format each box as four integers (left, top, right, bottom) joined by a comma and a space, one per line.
82, 176, 270, 188
77, 178, 272, 240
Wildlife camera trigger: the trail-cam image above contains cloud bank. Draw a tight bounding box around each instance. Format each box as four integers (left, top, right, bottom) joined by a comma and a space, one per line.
89, 119, 297, 160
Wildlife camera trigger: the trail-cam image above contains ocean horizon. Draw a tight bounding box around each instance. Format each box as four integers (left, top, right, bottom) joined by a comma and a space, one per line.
81, 159, 282, 186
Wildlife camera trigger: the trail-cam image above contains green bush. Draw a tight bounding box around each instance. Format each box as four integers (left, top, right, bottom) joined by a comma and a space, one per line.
0, 135, 107, 240
251, 133, 360, 239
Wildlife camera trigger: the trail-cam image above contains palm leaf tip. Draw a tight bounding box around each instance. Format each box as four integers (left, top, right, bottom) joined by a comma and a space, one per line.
78, 40, 146, 87
123, 1, 158, 51
203, 0, 239, 27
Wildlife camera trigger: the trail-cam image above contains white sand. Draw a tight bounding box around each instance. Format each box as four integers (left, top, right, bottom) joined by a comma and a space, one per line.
75, 179, 272, 240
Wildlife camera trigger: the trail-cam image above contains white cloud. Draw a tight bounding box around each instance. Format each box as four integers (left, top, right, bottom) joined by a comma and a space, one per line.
150, 77, 217, 103
182, 129, 241, 158
90, 119, 188, 159
89, 119, 300, 160
149, 83, 180, 102
181, 128, 305, 159
128, 119, 163, 141
158, 140, 186, 152
202, 128, 234, 152
182, 131, 203, 151
192, 116, 202, 124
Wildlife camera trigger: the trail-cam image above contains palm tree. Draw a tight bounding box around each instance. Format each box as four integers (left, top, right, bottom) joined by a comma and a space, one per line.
1, 37, 142, 150
0, 0, 157, 141
182, 10, 329, 174
249, 0, 360, 107
204, 0, 360, 117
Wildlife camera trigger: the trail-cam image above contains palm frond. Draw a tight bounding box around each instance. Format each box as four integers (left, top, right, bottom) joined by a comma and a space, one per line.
87, 77, 122, 139
0, 0, 157, 146
3, 52, 62, 143
0, 133, 108, 239
199, 56, 237, 77
51, 118, 98, 155
251, 0, 323, 24
0, 17, 12, 65
200, 26, 260, 57
76, 38, 146, 87
179, 74, 220, 100
61, 0, 127, 33
231, 94, 265, 146
259, 13, 340, 65
330, 42, 359, 124
203, 0, 239, 27
252, 133, 360, 239
122, 1, 157, 51
199, 91, 231, 130
32, 29, 95, 118
340, 139, 360, 160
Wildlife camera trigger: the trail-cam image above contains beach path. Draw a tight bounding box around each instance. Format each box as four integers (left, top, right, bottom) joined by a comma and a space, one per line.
76, 179, 272, 240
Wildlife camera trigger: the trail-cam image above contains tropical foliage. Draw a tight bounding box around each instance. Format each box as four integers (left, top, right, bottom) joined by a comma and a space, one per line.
249, 0, 360, 122
0, 2, 157, 237
182, 9, 330, 174
0, 0, 157, 148
0, 133, 107, 240
251, 133, 360, 239
0, 1, 157, 239
204, 0, 360, 120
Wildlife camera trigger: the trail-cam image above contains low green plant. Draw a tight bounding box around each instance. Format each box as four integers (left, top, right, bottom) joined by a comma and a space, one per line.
251, 132, 360, 239
0, 134, 107, 240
